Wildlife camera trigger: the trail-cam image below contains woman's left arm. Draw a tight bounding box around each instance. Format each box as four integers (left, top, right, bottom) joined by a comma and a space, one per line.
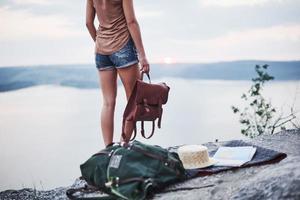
123, 0, 150, 73
86, 0, 96, 42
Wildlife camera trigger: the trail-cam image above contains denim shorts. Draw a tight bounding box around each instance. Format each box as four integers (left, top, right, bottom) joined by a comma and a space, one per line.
95, 38, 139, 71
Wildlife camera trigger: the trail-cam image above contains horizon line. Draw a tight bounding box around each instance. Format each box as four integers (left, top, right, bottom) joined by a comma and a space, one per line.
0, 59, 300, 68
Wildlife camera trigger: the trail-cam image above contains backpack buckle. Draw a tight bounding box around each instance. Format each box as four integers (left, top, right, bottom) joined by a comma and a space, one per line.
105, 181, 112, 188
105, 177, 120, 188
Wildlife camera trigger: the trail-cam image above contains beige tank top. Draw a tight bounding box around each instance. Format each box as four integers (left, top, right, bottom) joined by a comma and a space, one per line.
91, 0, 131, 55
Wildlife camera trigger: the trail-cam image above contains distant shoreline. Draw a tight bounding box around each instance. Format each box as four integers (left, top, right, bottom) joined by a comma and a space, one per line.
1, 59, 300, 68
0, 60, 299, 92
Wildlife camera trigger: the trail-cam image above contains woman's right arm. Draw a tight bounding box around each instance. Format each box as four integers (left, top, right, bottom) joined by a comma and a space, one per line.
123, 0, 150, 73
86, 0, 96, 42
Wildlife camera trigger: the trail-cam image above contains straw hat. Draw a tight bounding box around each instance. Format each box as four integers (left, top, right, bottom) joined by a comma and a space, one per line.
177, 144, 217, 169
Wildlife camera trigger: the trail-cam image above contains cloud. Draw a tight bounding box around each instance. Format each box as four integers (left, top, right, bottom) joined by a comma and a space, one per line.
210, 24, 300, 45
11, 0, 53, 6
0, 6, 84, 41
1, 0, 299, 66
165, 24, 300, 62
170, 24, 300, 46
135, 9, 164, 19
199, 0, 284, 7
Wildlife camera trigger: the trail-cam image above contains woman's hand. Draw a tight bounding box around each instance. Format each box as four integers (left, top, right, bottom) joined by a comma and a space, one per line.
139, 56, 150, 74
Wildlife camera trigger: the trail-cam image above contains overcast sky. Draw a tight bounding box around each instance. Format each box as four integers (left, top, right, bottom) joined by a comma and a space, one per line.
0, 0, 300, 66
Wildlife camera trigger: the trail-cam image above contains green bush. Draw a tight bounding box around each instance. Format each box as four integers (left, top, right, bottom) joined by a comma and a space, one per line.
231, 64, 298, 138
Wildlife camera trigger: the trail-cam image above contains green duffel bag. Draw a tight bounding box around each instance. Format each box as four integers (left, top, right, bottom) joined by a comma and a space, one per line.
66, 140, 187, 200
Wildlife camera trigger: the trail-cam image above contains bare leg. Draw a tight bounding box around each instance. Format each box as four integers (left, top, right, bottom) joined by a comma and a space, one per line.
118, 64, 140, 100
98, 69, 118, 147
117, 64, 140, 142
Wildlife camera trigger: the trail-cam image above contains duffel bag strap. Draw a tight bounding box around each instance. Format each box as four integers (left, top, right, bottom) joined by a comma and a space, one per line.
130, 144, 168, 164
160, 184, 215, 193
141, 120, 155, 139
66, 184, 118, 200
106, 177, 153, 200
106, 177, 146, 187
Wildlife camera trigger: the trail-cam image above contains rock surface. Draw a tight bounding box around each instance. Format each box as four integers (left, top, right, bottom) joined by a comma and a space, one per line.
1, 129, 299, 200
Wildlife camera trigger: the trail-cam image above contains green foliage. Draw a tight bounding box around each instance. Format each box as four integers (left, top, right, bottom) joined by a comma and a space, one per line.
232, 64, 299, 137
231, 64, 276, 138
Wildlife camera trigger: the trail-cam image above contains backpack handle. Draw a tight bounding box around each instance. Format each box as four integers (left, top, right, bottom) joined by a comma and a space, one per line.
141, 120, 155, 139
141, 72, 151, 84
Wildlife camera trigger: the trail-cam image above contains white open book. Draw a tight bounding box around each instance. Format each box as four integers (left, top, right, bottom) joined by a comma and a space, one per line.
212, 146, 257, 167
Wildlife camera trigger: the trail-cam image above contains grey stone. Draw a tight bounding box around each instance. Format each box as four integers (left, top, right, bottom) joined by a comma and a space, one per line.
1, 129, 299, 200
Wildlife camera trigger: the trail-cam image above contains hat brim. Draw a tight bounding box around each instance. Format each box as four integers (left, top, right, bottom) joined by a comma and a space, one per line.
182, 158, 218, 169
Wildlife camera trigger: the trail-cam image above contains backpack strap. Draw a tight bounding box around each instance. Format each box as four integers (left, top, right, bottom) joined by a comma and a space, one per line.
157, 99, 163, 128
121, 118, 126, 141
130, 123, 137, 141
157, 115, 162, 129
140, 120, 155, 139
121, 118, 137, 142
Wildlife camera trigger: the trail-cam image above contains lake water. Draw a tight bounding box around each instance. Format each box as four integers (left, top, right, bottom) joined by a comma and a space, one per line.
0, 78, 299, 191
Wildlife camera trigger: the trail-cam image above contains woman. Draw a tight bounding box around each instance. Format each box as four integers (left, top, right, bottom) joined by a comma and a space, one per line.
86, 0, 150, 147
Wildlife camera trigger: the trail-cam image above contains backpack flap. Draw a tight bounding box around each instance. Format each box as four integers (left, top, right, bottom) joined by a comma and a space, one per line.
135, 80, 170, 105
135, 103, 160, 121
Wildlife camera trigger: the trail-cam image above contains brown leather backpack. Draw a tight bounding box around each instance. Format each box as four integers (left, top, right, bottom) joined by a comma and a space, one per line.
121, 72, 170, 142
